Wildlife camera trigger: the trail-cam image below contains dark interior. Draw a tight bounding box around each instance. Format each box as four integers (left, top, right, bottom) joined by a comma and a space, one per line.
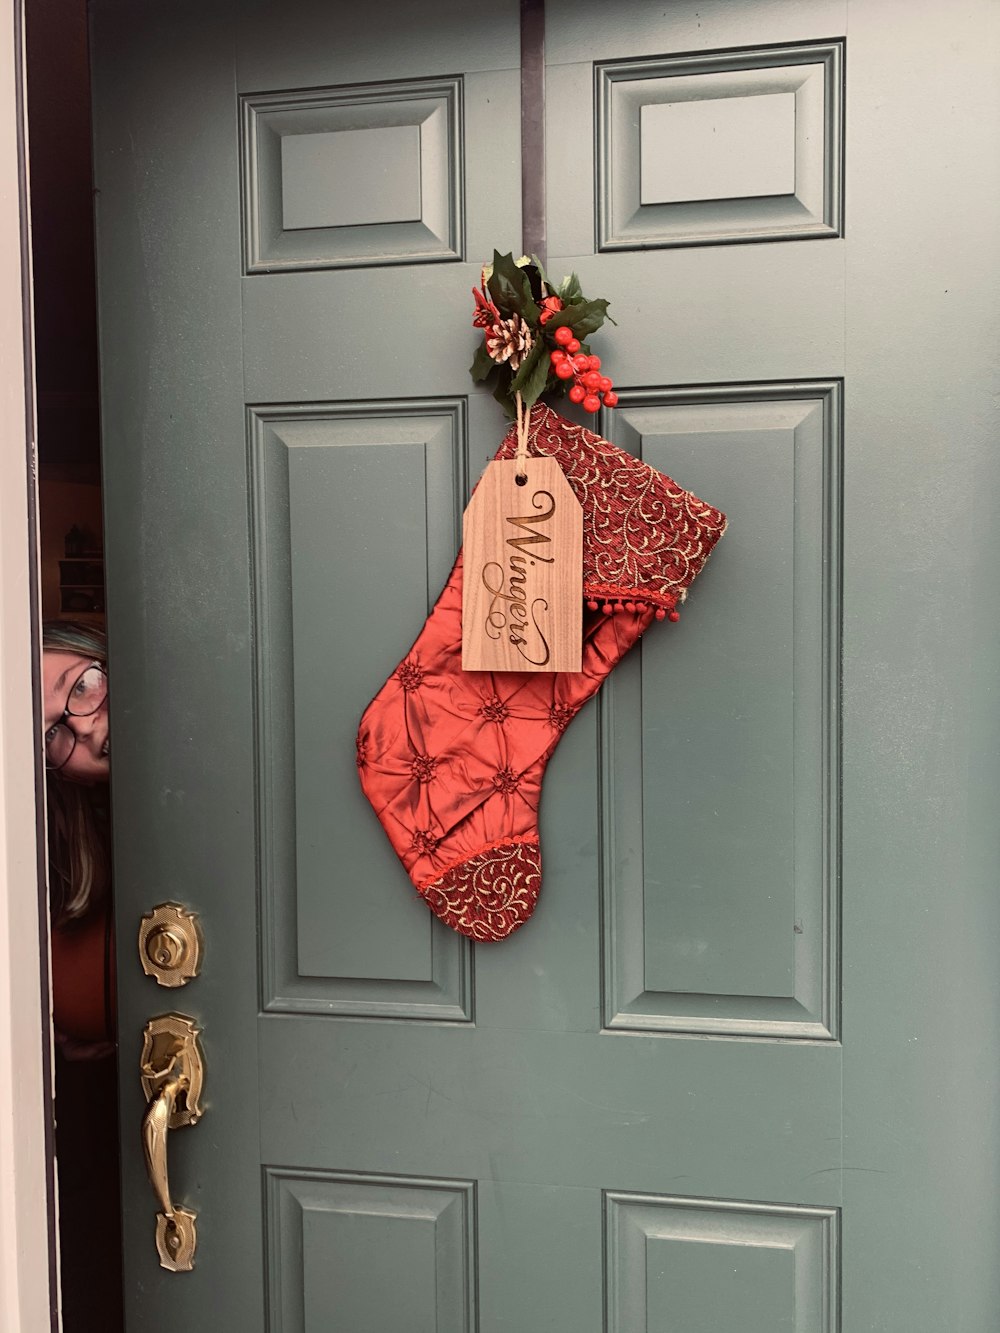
25, 1, 122, 1327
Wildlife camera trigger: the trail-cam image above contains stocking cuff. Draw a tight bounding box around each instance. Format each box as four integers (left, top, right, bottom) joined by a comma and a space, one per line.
496, 403, 726, 611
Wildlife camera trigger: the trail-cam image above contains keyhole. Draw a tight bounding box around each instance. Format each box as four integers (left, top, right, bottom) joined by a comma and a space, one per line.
147, 927, 184, 969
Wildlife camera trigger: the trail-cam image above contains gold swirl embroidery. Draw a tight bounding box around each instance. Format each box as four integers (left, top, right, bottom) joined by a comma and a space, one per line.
420, 841, 542, 942
500, 407, 726, 602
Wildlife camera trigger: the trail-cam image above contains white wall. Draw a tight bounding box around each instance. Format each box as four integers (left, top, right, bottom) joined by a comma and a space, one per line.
0, 2, 57, 1329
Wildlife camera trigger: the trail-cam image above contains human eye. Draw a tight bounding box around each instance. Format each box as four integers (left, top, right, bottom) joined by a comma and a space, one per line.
69, 664, 104, 707
72, 669, 96, 697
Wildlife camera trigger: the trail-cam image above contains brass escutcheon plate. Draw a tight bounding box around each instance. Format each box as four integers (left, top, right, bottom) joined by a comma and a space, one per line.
138, 902, 203, 987
155, 1207, 197, 1272
140, 1013, 205, 1128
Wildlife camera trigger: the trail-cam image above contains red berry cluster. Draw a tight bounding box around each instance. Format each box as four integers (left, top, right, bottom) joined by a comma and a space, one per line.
549, 324, 619, 413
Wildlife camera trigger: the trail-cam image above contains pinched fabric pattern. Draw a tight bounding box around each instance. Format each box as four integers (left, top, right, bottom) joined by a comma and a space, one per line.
495, 403, 726, 608
417, 839, 541, 941
480, 696, 510, 724
357, 406, 726, 941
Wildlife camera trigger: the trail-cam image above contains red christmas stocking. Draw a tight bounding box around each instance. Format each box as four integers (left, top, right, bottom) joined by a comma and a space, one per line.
357, 403, 726, 941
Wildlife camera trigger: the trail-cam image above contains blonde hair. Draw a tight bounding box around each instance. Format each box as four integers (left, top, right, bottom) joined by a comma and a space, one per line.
42, 622, 111, 925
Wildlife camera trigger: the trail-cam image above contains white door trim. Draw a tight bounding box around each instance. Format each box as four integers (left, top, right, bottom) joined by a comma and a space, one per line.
0, 2, 58, 1329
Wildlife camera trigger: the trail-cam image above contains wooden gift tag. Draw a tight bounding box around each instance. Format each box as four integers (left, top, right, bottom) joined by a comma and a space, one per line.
462, 457, 582, 672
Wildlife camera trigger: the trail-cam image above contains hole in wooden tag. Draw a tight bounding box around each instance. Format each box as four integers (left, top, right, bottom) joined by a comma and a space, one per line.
462, 457, 582, 672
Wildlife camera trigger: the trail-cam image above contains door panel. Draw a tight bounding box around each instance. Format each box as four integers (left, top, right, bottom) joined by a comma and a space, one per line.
601, 385, 839, 1037
266, 1168, 476, 1333
91, 0, 1000, 1329
251, 401, 475, 1018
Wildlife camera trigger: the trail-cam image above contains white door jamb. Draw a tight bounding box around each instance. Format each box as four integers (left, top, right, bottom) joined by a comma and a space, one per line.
0, 2, 60, 1329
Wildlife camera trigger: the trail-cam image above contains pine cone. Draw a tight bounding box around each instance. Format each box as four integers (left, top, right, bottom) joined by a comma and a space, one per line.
486, 314, 533, 371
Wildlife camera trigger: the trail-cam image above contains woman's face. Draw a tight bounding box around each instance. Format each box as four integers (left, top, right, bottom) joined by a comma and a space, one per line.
42, 650, 110, 783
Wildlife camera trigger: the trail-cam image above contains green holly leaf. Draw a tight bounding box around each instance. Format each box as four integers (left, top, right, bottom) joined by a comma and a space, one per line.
490, 363, 517, 417
511, 254, 543, 318
496, 375, 520, 415
558, 272, 583, 303
520, 256, 547, 304
509, 338, 543, 393
512, 343, 552, 410
487, 251, 541, 324
469, 340, 495, 383
530, 254, 552, 294
544, 309, 574, 331
512, 335, 544, 389
486, 250, 522, 312
565, 298, 611, 338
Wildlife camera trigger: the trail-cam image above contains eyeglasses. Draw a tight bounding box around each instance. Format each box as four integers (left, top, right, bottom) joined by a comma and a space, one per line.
45, 663, 108, 771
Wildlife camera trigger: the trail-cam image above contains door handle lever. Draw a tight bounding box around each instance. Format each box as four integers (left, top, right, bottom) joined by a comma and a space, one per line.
142, 1064, 187, 1219
139, 1014, 205, 1271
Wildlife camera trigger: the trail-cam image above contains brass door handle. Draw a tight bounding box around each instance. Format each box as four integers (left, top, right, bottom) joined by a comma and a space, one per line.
140, 1014, 205, 1271
142, 1066, 187, 1217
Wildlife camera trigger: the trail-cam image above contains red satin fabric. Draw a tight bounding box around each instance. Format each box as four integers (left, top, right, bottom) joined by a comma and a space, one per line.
358, 556, 651, 904
357, 406, 726, 941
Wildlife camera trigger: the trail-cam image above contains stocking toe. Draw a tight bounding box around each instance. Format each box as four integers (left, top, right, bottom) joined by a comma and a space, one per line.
417, 838, 541, 942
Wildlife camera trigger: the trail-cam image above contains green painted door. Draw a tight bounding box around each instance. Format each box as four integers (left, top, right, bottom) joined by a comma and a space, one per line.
91, 0, 1000, 1329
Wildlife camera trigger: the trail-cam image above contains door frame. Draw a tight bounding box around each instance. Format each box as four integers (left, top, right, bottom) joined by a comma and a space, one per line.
0, 1, 59, 1328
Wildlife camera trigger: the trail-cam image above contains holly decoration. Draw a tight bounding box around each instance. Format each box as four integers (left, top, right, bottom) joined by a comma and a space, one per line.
469, 251, 617, 418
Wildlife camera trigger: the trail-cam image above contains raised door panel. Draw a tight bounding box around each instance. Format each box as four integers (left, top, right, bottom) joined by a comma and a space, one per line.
601, 384, 841, 1039
606, 1193, 838, 1333
596, 41, 843, 249
266, 1170, 476, 1333
241, 78, 464, 271
250, 401, 474, 1019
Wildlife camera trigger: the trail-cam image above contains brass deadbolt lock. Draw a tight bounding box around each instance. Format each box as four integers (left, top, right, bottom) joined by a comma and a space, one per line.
138, 903, 203, 988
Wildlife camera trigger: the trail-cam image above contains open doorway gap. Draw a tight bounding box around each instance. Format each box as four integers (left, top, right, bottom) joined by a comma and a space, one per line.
25, 0, 123, 1328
